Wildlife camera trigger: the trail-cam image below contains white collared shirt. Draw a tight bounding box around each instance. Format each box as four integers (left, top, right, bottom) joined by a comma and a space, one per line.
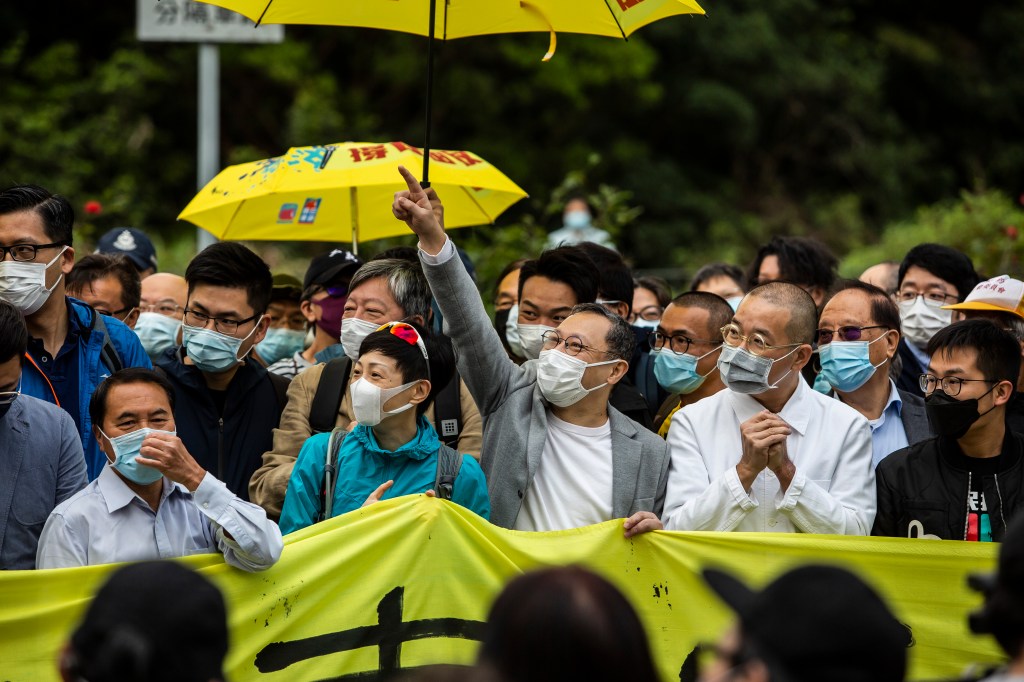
36, 465, 283, 571
662, 377, 876, 534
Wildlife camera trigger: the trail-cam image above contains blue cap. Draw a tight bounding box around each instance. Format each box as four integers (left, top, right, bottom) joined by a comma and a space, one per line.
96, 227, 157, 273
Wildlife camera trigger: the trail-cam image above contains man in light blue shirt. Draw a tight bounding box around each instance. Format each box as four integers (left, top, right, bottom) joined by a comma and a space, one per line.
36, 368, 282, 571
817, 281, 933, 468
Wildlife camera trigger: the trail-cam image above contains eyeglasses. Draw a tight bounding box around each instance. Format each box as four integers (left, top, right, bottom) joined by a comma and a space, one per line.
894, 290, 958, 307
95, 306, 133, 320
649, 330, 720, 355
629, 305, 664, 324
141, 301, 184, 317
541, 330, 618, 358
183, 308, 259, 335
0, 242, 66, 262
596, 299, 624, 314
720, 323, 801, 357
815, 325, 888, 345
919, 373, 996, 397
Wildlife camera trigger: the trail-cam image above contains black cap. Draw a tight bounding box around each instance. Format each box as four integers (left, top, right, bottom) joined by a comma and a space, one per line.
69, 561, 228, 682
96, 227, 158, 272
969, 513, 1024, 635
703, 565, 909, 682
303, 248, 363, 292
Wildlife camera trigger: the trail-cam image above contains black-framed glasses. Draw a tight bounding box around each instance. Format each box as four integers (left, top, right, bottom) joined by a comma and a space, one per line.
95, 306, 133, 320
815, 325, 888, 345
541, 330, 617, 358
919, 373, 996, 397
184, 308, 259, 335
629, 305, 664, 324
720, 323, 801, 357
0, 242, 67, 262
894, 290, 958, 307
649, 330, 720, 355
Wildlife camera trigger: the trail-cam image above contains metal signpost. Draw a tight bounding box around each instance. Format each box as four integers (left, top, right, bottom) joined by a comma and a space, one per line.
136, 0, 284, 249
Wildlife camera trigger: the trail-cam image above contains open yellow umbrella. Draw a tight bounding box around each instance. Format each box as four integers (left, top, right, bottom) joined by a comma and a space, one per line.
177, 141, 527, 253
197, 0, 705, 184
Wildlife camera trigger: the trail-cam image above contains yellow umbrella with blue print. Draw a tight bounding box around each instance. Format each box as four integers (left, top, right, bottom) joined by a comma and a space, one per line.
177, 141, 527, 254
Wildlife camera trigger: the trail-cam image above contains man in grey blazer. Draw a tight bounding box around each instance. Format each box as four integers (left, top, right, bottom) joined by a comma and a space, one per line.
0, 300, 87, 569
393, 167, 668, 535
816, 281, 933, 468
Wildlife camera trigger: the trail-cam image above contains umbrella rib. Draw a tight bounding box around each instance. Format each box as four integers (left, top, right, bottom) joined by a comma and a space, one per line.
460, 186, 496, 225
601, 0, 628, 40
255, 0, 275, 27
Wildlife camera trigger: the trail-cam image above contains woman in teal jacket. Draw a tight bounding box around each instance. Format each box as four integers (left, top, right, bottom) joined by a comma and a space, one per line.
279, 322, 489, 534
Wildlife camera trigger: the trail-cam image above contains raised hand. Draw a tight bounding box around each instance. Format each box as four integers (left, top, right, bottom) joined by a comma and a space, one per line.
393, 165, 446, 253
362, 480, 395, 507
135, 431, 206, 492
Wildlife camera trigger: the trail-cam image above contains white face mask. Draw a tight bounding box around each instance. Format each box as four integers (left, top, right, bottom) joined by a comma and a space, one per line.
0, 246, 67, 315
517, 323, 556, 360
341, 317, 384, 361
536, 349, 620, 407
350, 377, 419, 427
899, 298, 952, 350
505, 303, 524, 358
134, 312, 182, 361
632, 318, 660, 331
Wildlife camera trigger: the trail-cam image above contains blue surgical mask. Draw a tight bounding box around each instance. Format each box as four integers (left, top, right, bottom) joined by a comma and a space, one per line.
653, 347, 719, 395
182, 318, 262, 373
817, 336, 887, 393
100, 427, 172, 485
726, 296, 743, 312
134, 312, 181, 361
257, 328, 307, 365
564, 209, 591, 229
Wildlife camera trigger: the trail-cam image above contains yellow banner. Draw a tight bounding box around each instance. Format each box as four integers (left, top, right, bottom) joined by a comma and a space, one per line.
0, 496, 1005, 681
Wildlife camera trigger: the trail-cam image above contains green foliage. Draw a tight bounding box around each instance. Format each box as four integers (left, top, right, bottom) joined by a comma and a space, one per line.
842, 189, 1024, 279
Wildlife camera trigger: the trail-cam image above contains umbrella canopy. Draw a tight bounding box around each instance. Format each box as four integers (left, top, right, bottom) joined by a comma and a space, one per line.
178, 141, 527, 249
200, 0, 705, 40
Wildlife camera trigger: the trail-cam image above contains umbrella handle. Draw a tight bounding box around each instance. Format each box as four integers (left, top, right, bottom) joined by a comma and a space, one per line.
422, 0, 437, 189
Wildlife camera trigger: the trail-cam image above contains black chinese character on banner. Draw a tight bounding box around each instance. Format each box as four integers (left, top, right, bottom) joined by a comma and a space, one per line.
255, 586, 485, 680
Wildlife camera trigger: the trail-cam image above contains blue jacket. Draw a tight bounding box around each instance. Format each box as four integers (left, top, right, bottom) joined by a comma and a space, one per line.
21, 298, 151, 480
279, 416, 490, 534
0, 393, 88, 569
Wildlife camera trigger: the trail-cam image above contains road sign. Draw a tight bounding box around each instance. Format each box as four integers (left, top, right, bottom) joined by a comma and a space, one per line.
136, 0, 284, 43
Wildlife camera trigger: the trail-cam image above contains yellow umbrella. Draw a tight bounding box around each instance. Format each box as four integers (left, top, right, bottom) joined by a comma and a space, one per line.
197, 0, 705, 184
177, 141, 527, 253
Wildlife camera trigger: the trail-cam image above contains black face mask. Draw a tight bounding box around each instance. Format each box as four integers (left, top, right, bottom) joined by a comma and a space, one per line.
925, 388, 995, 440
494, 307, 511, 350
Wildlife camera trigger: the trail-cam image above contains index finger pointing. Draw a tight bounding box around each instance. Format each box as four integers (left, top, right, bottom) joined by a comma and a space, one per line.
397, 165, 424, 196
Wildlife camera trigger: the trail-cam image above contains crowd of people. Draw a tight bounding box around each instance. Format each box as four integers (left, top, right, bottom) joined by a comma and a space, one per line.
3, 172, 1024, 678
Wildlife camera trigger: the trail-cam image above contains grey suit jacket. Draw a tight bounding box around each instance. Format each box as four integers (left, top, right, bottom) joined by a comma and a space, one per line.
420, 244, 670, 529
898, 388, 933, 446
0, 394, 88, 569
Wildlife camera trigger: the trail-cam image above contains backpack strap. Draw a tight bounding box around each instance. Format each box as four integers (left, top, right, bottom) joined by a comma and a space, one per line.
318, 427, 349, 522
90, 310, 124, 374
433, 368, 463, 448
267, 371, 291, 412
309, 356, 352, 434
433, 444, 463, 501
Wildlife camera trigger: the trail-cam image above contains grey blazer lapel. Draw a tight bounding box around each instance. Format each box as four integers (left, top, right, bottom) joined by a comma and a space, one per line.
0, 403, 28, 552
610, 411, 643, 519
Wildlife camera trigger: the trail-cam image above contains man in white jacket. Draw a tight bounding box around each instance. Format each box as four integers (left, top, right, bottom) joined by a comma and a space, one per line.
662, 282, 875, 534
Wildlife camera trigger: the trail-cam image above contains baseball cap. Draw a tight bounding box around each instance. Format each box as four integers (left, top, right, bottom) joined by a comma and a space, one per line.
943, 275, 1024, 320
968, 513, 1024, 635
271, 273, 303, 300
68, 561, 228, 682
702, 565, 909, 682
303, 249, 363, 292
96, 227, 158, 273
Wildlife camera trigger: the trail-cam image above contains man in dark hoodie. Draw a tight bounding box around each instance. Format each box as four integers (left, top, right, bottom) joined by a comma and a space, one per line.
874, 320, 1024, 541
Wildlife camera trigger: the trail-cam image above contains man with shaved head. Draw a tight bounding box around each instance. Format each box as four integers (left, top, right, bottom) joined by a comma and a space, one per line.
662, 282, 875, 534
135, 273, 187, 362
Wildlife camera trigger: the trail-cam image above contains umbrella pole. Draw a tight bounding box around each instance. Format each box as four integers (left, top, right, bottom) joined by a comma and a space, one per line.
350, 186, 359, 256
422, 0, 436, 188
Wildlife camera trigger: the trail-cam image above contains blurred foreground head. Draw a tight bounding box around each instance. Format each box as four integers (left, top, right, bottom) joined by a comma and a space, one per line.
61, 561, 228, 682
477, 565, 659, 682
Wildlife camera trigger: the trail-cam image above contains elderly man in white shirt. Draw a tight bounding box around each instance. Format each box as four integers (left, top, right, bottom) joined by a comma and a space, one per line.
37, 368, 282, 570
662, 282, 875, 534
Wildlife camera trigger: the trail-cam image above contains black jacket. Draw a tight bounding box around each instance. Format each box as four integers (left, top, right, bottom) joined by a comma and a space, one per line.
156, 350, 289, 500
873, 430, 1024, 541
895, 339, 927, 398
